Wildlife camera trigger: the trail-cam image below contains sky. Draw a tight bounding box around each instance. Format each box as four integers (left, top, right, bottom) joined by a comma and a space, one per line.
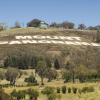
0, 0, 100, 27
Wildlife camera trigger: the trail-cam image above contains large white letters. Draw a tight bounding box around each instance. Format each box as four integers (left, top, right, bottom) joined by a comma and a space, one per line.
0, 35, 99, 47
16, 36, 32, 39
9, 41, 21, 44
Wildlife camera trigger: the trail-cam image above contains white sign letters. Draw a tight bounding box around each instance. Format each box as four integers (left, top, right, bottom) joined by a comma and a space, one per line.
0, 35, 100, 47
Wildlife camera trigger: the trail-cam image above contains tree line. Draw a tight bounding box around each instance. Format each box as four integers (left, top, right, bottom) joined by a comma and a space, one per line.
0, 18, 100, 31
1, 46, 100, 84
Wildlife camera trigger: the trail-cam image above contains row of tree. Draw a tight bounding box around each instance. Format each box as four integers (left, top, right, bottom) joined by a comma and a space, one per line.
0, 19, 100, 31
4, 53, 60, 70
1, 46, 100, 84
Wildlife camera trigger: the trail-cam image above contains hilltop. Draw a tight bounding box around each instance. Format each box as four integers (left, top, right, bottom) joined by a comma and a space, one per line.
0, 27, 97, 38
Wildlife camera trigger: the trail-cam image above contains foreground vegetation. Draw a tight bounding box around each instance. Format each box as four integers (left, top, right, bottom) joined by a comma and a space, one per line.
0, 42, 100, 100
0, 68, 100, 100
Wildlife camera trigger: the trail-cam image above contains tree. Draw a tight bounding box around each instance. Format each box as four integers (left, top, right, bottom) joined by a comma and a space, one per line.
5, 67, 19, 85
4, 53, 37, 69
36, 59, 47, 85
87, 26, 97, 30
62, 69, 71, 83
42, 87, 54, 96
65, 61, 76, 83
76, 65, 89, 82
50, 22, 61, 28
54, 59, 60, 69
46, 68, 58, 82
61, 21, 74, 29
27, 19, 41, 27
62, 86, 66, 94
78, 24, 86, 30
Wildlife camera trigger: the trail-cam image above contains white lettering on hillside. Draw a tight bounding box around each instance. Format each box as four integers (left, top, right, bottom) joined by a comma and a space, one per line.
91, 43, 100, 47
0, 41, 8, 44
9, 41, 22, 44
15, 35, 81, 41
33, 35, 46, 39
16, 36, 33, 39
22, 40, 37, 44
38, 40, 51, 44
0, 35, 99, 47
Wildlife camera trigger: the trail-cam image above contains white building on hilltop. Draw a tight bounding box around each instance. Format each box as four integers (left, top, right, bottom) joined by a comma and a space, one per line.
39, 21, 48, 29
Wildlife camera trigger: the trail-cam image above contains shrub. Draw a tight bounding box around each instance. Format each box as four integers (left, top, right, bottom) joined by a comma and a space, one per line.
48, 93, 57, 100
11, 89, 26, 100
72, 87, 77, 94
42, 87, 54, 96
27, 88, 39, 100
68, 87, 71, 93
25, 75, 37, 84
81, 87, 94, 93
27, 83, 39, 86
62, 86, 66, 94
57, 87, 60, 93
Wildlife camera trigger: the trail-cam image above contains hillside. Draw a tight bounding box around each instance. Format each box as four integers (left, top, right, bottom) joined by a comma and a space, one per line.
0, 28, 100, 100
0, 28, 99, 68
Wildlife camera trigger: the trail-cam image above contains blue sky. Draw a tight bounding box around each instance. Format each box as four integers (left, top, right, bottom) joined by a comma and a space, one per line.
0, 0, 100, 27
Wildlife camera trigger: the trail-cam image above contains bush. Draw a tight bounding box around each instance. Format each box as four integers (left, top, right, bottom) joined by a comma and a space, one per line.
57, 87, 60, 93
42, 87, 54, 96
25, 75, 37, 84
62, 86, 66, 94
72, 87, 77, 94
27, 88, 39, 100
81, 87, 95, 93
27, 83, 39, 86
48, 93, 57, 100
68, 87, 71, 93
11, 89, 26, 100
